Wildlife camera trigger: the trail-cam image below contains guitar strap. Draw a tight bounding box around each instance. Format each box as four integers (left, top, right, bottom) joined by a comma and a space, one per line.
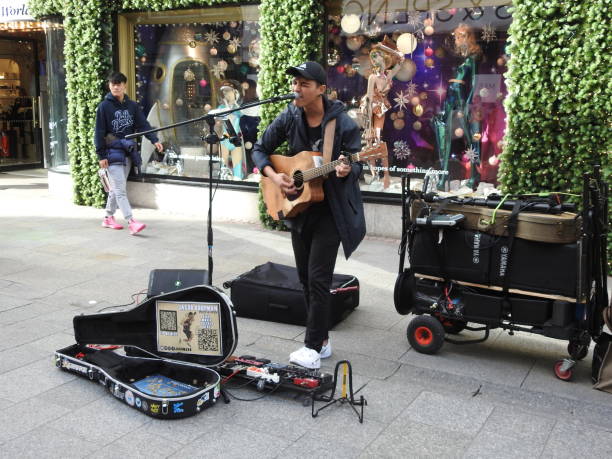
322, 119, 336, 165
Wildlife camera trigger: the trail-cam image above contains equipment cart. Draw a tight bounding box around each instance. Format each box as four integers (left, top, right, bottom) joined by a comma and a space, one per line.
394, 167, 609, 381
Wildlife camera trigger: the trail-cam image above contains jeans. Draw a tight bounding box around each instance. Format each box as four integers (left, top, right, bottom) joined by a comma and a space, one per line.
105, 158, 132, 221
291, 206, 340, 352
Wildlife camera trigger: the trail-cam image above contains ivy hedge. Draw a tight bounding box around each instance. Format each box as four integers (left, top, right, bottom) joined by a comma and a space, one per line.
500, 0, 611, 272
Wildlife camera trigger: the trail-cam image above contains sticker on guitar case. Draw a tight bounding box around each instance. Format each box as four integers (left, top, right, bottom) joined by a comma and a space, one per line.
156, 300, 223, 356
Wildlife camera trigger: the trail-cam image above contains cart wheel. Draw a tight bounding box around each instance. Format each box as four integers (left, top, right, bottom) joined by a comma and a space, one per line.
435, 315, 467, 335
567, 341, 589, 360
553, 360, 573, 381
407, 315, 445, 355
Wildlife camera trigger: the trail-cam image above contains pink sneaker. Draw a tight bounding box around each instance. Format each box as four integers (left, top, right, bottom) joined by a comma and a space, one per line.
102, 216, 123, 230
128, 219, 146, 235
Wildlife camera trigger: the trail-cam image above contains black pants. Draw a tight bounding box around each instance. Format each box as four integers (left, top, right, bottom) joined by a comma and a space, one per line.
291, 207, 340, 352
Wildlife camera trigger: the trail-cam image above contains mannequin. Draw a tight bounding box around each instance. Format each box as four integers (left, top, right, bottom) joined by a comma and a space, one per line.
217, 80, 245, 179
362, 36, 404, 189
431, 24, 482, 190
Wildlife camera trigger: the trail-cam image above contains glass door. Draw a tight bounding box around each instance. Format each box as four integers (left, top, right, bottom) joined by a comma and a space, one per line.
0, 39, 42, 169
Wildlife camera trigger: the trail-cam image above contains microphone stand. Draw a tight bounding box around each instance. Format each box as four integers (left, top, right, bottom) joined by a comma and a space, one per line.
126, 93, 295, 286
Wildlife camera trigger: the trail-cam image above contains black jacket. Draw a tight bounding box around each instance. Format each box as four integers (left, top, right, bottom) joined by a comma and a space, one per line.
94, 93, 158, 160
252, 97, 366, 259
106, 138, 141, 167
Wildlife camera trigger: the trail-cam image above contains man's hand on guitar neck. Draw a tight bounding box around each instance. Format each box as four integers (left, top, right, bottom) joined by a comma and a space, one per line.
335, 155, 351, 178
263, 166, 297, 196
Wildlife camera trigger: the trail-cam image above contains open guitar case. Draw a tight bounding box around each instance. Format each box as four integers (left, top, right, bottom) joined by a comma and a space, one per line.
55, 285, 238, 419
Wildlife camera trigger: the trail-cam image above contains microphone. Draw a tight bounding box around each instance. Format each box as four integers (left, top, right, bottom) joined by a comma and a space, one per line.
270, 93, 298, 102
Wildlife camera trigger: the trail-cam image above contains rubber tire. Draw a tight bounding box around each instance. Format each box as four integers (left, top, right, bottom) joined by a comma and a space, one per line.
554, 360, 573, 381
435, 315, 467, 335
567, 341, 589, 361
407, 315, 445, 355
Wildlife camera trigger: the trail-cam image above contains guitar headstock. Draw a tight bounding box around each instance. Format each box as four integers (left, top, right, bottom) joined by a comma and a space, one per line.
357, 142, 388, 162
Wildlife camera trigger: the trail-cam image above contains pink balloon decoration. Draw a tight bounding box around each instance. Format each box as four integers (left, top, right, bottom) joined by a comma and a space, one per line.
199, 79, 208, 87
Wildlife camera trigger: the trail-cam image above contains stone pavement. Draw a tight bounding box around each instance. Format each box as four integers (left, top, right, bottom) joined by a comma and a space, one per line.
1, 169, 611, 458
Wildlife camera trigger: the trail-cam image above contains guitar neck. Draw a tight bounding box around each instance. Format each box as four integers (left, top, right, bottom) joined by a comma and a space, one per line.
302, 152, 360, 182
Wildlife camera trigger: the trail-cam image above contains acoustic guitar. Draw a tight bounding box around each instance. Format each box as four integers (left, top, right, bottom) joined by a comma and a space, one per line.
261, 142, 388, 221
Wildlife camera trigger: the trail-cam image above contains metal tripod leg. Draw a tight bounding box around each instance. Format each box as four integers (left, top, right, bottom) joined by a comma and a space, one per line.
311, 360, 367, 423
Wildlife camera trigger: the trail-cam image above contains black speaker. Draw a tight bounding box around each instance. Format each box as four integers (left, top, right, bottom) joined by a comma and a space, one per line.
147, 269, 208, 297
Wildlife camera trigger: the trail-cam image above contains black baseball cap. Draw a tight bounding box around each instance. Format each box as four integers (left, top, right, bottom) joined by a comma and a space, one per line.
286, 61, 327, 85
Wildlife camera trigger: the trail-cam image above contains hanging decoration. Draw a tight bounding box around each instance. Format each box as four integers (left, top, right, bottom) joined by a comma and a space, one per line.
327, 48, 340, 66
397, 33, 418, 54
406, 11, 423, 29
393, 140, 412, 159
392, 89, 411, 112
203, 30, 219, 46
395, 58, 417, 82
211, 62, 225, 78
481, 24, 496, 43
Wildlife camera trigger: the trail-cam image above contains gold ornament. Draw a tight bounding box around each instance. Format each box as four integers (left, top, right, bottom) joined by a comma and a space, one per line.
472, 133, 482, 141
390, 112, 397, 121
424, 58, 435, 68
413, 120, 422, 130
454, 128, 464, 138
424, 25, 434, 36
184, 67, 196, 82
175, 98, 184, 106
210, 47, 218, 56
393, 118, 405, 130
233, 55, 243, 65
397, 110, 405, 119
419, 92, 427, 100
423, 18, 433, 27
188, 40, 196, 48
162, 103, 169, 110
227, 44, 236, 54
413, 104, 424, 116
223, 31, 231, 40
410, 96, 420, 106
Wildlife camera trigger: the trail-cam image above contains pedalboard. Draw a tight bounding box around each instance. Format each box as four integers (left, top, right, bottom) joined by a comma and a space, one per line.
216, 355, 334, 399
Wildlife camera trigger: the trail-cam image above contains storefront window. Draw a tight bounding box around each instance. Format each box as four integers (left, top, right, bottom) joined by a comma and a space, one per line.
120, 6, 261, 183
43, 19, 68, 171
327, 0, 512, 194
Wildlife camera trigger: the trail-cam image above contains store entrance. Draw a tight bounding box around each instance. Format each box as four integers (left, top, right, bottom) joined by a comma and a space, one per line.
0, 37, 42, 169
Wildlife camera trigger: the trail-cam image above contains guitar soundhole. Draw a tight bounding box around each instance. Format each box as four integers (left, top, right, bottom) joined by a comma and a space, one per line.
293, 171, 304, 189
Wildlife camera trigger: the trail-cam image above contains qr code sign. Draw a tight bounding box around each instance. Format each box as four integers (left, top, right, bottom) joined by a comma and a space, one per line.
159, 310, 178, 332
198, 329, 219, 352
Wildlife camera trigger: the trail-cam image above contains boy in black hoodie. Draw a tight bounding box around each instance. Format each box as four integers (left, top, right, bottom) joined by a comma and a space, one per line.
252, 62, 366, 369
94, 72, 163, 234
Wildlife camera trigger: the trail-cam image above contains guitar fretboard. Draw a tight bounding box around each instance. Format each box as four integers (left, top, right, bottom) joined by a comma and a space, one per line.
300, 152, 360, 182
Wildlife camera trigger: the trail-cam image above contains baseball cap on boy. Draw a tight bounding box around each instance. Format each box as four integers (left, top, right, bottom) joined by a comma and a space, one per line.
286, 61, 327, 85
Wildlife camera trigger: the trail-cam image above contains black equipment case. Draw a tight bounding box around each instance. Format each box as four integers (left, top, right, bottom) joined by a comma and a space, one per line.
224, 262, 359, 326
394, 167, 608, 381
55, 285, 238, 419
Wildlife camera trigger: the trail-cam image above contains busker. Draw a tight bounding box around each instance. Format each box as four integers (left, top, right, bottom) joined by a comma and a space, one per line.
252, 61, 366, 369
94, 71, 163, 235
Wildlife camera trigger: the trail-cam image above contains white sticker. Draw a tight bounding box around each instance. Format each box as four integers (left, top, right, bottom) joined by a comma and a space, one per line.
124, 390, 135, 406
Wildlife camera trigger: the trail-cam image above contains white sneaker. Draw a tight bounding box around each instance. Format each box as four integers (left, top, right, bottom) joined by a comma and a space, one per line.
289, 346, 321, 369
320, 339, 332, 359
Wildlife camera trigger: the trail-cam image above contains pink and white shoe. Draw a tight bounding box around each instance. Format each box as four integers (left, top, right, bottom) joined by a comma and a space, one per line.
128, 219, 146, 235
102, 216, 123, 230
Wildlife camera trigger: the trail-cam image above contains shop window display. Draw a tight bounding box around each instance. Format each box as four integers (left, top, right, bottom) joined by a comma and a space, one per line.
327, 1, 512, 193
130, 8, 261, 182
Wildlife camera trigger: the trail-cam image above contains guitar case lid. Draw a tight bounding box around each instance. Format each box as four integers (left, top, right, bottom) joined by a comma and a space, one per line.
73, 285, 237, 368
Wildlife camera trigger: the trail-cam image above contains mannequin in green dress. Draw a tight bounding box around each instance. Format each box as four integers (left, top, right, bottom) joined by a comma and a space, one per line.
431, 24, 482, 190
